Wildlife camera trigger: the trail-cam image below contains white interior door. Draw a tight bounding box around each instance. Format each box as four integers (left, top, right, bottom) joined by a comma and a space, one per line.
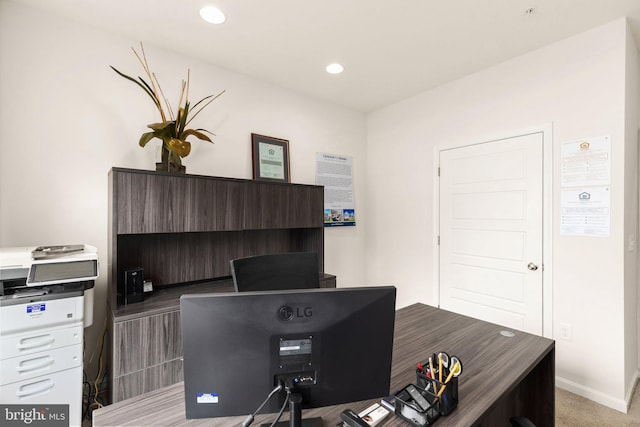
439, 132, 543, 335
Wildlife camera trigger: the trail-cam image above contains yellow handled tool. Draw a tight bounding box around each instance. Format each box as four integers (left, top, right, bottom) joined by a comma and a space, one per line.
437, 359, 462, 398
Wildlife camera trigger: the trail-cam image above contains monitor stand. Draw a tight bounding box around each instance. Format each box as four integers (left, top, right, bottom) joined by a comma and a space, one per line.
262, 393, 324, 427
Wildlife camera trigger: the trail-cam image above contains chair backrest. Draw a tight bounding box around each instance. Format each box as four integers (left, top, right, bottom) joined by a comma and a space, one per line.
230, 252, 320, 292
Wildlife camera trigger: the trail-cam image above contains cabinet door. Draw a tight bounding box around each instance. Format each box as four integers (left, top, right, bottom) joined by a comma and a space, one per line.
244, 182, 323, 229
187, 176, 245, 232
112, 310, 182, 378
113, 171, 244, 233
111, 310, 184, 403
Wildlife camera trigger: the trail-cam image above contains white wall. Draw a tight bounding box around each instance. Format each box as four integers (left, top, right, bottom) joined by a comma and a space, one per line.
366, 18, 638, 411
0, 0, 367, 379
623, 21, 639, 402
637, 42, 640, 407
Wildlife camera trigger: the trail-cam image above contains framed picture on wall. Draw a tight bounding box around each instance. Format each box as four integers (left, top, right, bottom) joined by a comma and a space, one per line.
251, 133, 291, 182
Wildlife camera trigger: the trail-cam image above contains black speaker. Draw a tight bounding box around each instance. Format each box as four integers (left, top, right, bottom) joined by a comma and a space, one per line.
124, 268, 144, 304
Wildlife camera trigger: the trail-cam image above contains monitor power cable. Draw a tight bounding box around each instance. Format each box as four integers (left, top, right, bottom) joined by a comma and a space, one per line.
242, 383, 284, 427
270, 388, 291, 427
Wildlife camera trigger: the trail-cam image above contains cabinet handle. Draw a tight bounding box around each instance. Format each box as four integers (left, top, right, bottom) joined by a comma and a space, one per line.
16, 379, 54, 397
16, 355, 55, 373
17, 336, 55, 351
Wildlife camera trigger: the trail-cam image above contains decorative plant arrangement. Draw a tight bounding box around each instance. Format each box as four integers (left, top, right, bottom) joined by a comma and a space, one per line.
111, 43, 225, 173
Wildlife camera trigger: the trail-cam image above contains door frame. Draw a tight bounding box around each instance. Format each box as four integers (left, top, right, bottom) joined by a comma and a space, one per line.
432, 123, 553, 338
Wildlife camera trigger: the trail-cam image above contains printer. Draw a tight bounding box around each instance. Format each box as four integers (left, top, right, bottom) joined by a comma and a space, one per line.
0, 244, 98, 427
0, 244, 97, 325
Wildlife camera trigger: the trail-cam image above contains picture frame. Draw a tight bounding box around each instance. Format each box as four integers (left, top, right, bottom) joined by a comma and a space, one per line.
251, 133, 291, 182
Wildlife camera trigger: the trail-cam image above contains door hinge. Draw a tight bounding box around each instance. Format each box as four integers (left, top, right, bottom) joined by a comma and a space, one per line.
437, 236, 440, 245
438, 167, 440, 177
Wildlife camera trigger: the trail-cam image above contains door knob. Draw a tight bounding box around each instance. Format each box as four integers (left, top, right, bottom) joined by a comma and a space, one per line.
527, 262, 539, 271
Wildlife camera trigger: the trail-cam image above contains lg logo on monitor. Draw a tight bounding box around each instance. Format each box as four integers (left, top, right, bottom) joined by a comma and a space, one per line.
278, 305, 312, 321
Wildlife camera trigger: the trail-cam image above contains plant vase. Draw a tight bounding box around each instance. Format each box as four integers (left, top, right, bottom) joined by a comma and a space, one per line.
156, 147, 186, 174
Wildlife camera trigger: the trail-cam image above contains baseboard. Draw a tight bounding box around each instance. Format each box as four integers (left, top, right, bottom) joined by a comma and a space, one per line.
556, 371, 639, 414
625, 371, 640, 410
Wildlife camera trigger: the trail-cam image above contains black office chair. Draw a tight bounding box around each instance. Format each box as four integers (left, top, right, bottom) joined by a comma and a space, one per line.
511, 416, 536, 427
230, 252, 321, 292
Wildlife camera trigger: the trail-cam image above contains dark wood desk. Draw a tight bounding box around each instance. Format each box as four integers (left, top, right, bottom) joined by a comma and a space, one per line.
94, 303, 554, 426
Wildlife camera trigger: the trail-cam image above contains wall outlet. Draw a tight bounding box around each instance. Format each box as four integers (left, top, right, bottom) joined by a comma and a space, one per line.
559, 322, 572, 341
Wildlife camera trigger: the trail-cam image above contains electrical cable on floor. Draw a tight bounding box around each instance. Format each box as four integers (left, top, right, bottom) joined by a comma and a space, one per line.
93, 321, 108, 409
82, 317, 109, 421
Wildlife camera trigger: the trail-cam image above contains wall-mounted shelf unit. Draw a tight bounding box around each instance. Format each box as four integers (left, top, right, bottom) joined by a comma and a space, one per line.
107, 168, 334, 402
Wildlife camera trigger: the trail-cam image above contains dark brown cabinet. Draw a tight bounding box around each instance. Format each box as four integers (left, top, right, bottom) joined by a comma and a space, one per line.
112, 170, 245, 234
109, 168, 327, 308
244, 181, 324, 229
107, 168, 333, 402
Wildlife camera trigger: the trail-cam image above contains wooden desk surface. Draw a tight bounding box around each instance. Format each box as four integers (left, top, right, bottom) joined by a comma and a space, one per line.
94, 303, 554, 426
111, 274, 336, 321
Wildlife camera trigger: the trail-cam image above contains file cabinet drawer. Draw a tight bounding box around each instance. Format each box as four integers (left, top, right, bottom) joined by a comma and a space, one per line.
1, 325, 83, 360
1, 343, 82, 385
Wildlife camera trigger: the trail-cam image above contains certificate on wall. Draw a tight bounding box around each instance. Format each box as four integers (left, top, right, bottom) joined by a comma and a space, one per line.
316, 153, 356, 227
251, 134, 290, 182
561, 136, 610, 187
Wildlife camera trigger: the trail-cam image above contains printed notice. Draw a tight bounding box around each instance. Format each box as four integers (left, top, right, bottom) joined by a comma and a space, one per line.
560, 187, 610, 237
560, 136, 611, 237
316, 153, 356, 227
561, 136, 610, 187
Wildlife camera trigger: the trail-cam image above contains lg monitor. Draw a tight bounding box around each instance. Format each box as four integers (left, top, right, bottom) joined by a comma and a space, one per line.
180, 286, 397, 427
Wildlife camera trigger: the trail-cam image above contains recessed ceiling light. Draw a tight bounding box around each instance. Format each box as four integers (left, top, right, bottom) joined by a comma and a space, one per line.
326, 63, 344, 74
200, 6, 226, 24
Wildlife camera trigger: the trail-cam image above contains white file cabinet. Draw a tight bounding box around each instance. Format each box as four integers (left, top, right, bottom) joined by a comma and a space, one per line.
1, 293, 84, 427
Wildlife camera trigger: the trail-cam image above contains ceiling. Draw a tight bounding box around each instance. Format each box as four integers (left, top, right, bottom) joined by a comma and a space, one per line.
10, 0, 640, 112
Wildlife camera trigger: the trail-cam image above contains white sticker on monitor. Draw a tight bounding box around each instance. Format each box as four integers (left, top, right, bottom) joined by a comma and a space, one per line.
196, 393, 219, 404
